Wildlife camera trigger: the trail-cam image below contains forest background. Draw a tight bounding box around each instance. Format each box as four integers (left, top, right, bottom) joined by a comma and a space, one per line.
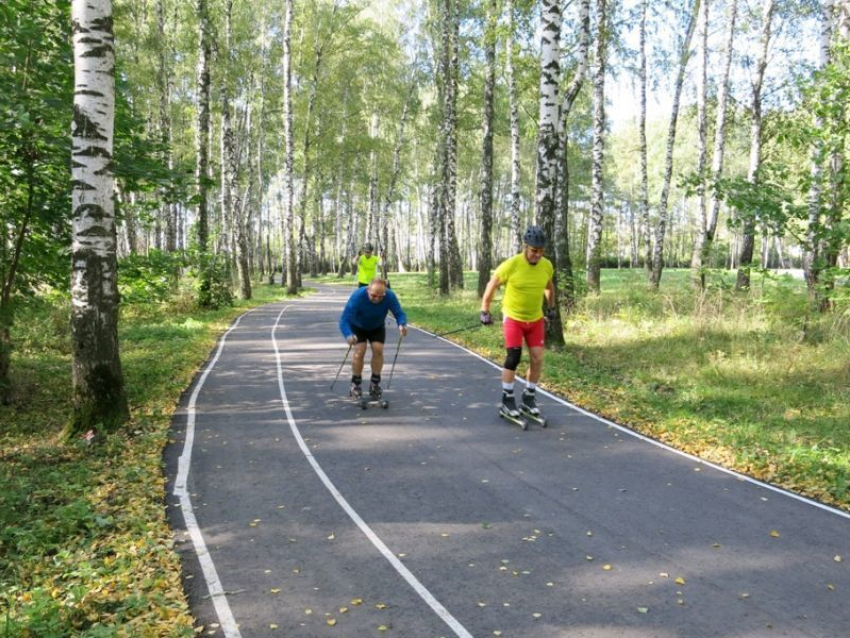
1, 0, 849, 634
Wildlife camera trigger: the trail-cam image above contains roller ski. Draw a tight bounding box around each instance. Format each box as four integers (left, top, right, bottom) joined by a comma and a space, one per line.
519, 389, 548, 428
351, 378, 389, 410
499, 390, 528, 430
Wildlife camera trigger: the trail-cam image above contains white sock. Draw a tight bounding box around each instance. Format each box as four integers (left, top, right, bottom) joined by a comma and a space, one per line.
502, 382, 515, 393
526, 383, 537, 392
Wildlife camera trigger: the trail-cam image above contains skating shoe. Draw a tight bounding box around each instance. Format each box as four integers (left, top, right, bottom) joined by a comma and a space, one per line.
350, 382, 362, 399
521, 389, 540, 416
500, 390, 521, 418
369, 382, 383, 399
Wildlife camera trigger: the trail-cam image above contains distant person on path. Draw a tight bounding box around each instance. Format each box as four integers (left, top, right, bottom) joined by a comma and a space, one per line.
479, 226, 556, 420
354, 243, 381, 288
339, 277, 408, 400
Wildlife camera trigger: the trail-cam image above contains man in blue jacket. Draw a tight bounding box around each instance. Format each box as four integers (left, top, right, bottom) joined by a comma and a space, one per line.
339, 277, 408, 399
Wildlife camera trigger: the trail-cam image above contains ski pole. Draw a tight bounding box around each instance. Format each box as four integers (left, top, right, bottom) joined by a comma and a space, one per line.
386, 333, 403, 390
330, 343, 353, 390
432, 323, 482, 338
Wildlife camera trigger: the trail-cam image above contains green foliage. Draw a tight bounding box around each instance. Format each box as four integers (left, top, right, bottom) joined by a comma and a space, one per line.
118, 250, 185, 304
189, 253, 234, 310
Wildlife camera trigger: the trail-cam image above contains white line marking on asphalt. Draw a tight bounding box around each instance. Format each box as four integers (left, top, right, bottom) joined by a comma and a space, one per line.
423, 327, 850, 521
273, 306, 474, 638
173, 312, 254, 638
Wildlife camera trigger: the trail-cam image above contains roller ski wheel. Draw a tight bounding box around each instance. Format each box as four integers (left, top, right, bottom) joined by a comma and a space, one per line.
520, 406, 548, 428
499, 406, 528, 430
379, 399, 389, 409
520, 390, 547, 428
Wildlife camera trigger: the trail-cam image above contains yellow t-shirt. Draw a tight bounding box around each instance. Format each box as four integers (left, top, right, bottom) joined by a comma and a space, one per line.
356, 254, 380, 284
494, 253, 553, 322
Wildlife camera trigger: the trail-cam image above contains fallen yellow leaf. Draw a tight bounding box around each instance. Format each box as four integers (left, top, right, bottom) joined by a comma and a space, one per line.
327, 619, 337, 627
834, 555, 842, 563
351, 598, 363, 606
269, 624, 278, 630
603, 564, 612, 571
339, 607, 349, 613
375, 603, 388, 610
769, 530, 780, 538
270, 588, 281, 594
675, 577, 686, 586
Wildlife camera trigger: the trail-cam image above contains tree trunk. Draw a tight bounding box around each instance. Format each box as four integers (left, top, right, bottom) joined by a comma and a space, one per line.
477, 0, 497, 297
585, 0, 606, 294
283, 0, 297, 294
506, 0, 523, 253
805, 0, 841, 309
535, 0, 565, 347
737, 0, 775, 290
690, 0, 709, 290
650, 0, 700, 288
638, 0, 651, 275
69, 0, 129, 434
692, 0, 737, 288
554, 0, 590, 311
445, 0, 464, 289
195, 0, 211, 254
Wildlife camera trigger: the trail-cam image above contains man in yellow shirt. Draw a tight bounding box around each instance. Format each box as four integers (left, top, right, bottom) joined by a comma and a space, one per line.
480, 226, 556, 422
354, 242, 381, 287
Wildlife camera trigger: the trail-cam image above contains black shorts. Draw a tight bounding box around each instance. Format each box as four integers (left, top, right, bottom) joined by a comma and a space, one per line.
353, 325, 386, 344
358, 282, 368, 288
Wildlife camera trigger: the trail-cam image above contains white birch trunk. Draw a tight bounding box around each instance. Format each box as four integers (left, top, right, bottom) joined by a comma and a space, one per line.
478, 0, 497, 297
650, 0, 700, 288
535, 0, 562, 227
692, 0, 737, 286
737, 0, 775, 290
691, 0, 709, 289
283, 0, 297, 293
70, 0, 128, 432
585, 0, 606, 293
638, 0, 651, 274
506, 0, 523, 253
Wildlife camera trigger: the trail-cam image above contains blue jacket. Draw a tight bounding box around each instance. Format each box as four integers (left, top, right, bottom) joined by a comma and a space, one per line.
339, 287, 407, 338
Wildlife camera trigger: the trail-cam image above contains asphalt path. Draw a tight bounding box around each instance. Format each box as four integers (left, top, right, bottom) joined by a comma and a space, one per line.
165, 283, 849, 638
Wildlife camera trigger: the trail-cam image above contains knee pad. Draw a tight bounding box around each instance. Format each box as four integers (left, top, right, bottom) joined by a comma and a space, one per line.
504, 347, 522, 371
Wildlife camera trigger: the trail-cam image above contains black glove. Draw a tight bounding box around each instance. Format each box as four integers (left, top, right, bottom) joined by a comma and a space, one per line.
479, 310, 493, 325
545, 307, 557, 322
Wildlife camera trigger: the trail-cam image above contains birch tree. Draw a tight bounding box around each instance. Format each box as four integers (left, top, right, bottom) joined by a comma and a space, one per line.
691, 0, 737, 289
506, 0, 523, 253
691, 0, 709, 289
70, 0, 129, 433
803, 0, 836, 306
478, 0, 497, 297
638, 0, 651, 274
195, 0, 211, 255
586, 0, 607, 294
283, 0, 297, 294
736, 0, 775, 291
650, 0, 700, 288
554, 0, 590, 312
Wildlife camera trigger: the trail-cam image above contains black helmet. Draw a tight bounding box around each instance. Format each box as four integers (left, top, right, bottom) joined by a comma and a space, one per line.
363, 242, 374, 252
523, 226, 546, 248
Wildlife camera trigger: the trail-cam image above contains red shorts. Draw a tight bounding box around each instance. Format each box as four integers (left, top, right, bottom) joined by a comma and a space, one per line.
503, 317, 545, 349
